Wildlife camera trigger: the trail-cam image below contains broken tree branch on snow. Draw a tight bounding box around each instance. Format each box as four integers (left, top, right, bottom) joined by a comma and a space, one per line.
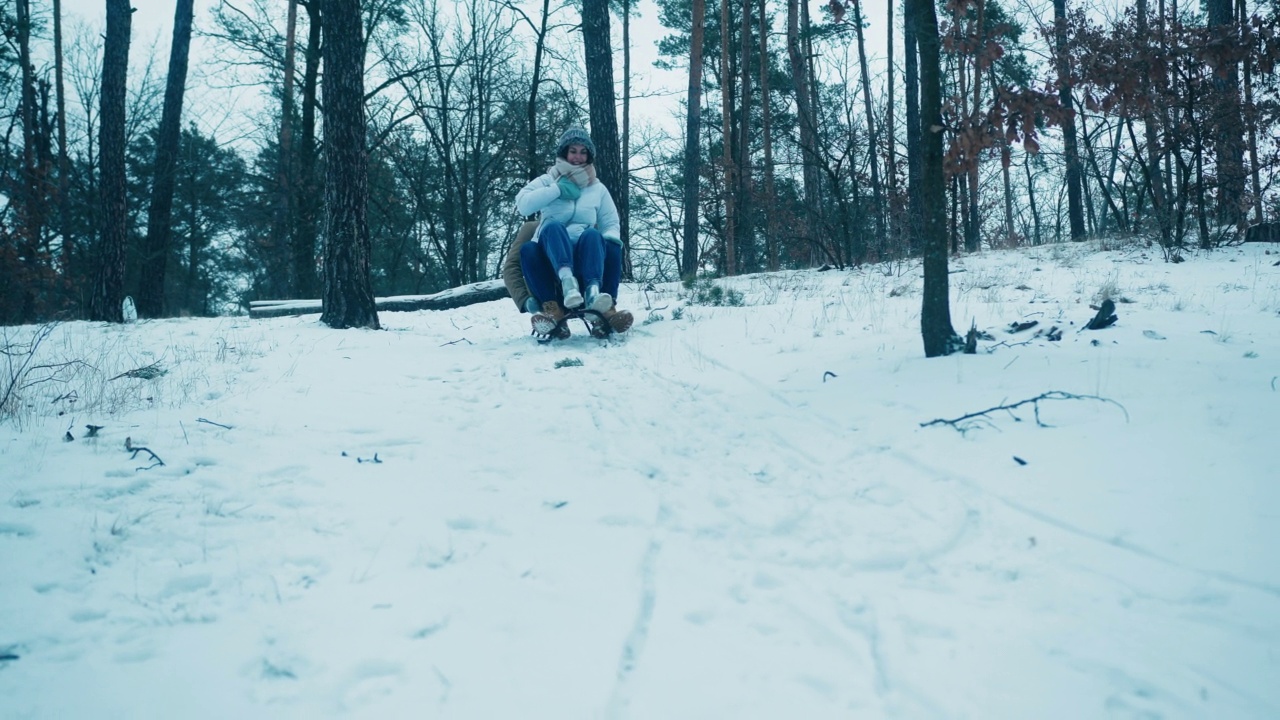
920, 391, 1129, 432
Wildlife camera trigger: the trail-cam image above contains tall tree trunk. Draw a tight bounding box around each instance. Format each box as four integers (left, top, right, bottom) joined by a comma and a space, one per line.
736, 0, 753, 274
1208, 0, 1244, 229
1053, 0, 1085, 240
279, 0, 300, 296
1136, 0, 1169, 244
525, 0, 552, 181
786, 0, 819, 231
1002, 144, 1015, 245
886, 0, 897, 253
54, 0, 72, 274
852, 0, 884, 259
904, 0, 922, 255
1240, 0, 1261, 223
296, 0, 323, 299
720, 0, 738, 274
682, 0, 707, 278
582, 0, 624, 239
760, 0, 778, 271
138, 0, 195, 318
621, 0, 632, 274
15, 0, 43, 321
964, 0, 983, 252
913, 0, 957, 356
90, 0, 132, 323
320, 0, 379, 329
1025, 152, 1042, 245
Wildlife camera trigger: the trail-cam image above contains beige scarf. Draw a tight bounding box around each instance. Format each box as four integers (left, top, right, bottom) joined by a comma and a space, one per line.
550, 158, 596, 188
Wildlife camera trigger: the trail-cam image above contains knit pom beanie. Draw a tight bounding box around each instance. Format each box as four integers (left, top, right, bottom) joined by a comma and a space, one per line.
556, 125, 596, 162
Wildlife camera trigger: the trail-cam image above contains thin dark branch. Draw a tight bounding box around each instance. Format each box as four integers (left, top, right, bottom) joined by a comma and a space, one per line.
921, 391, 1129, 432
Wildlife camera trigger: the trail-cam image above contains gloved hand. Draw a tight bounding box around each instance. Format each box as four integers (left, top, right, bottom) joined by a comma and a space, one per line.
557, 177, 582, 201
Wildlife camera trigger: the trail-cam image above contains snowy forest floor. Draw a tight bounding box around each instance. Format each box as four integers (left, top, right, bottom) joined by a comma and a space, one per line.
2, 240, 1278, 718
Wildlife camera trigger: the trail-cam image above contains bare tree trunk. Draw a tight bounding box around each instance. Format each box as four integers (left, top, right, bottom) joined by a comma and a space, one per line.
320, 0, 380, 329
912, 0, 957, 356
525, 0, 552, 181
1053, 0, 1086, 240
621, 0, 632, 274
138, 0, 195, 318
851, 0, 884, 259
582, 0, 624, 230
965, 0, 983, 252
736, 0, 753, 274
1025, 152, 1042, 245
904, 0, 922, 255
720, 0, 738, 274
760, 0, 778, 271
1240, 0, 1262, 223
89, 0, 132, 323
682, 0, 707, 278
296, 0, 323, 300
54, 0, 72, 274
1135, 0, 1169, 244
279, 0, 300, 296
1208, 0, 1244, 229
786, 0, 819, 227
886, 0, 897, 252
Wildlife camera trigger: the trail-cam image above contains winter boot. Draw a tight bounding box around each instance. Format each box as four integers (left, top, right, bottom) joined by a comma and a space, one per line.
531, 301, 571, 339
560, 276, 584, 309
603, 306, 634, 333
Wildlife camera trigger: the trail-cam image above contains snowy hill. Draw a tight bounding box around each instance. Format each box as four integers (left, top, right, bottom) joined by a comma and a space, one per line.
2, 241, 1278, 718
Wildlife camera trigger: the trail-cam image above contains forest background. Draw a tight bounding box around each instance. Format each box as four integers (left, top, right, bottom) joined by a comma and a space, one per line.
2, 0, 1279, 349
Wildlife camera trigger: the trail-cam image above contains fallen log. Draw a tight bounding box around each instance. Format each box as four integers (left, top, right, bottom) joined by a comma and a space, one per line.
248, 279, 509, 319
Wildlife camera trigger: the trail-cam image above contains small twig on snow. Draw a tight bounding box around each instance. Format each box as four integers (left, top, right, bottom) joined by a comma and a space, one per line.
920, 390, 1129, 432
440, 338, 474, 347
197, 417, 232, 429
125, 436, 165, 470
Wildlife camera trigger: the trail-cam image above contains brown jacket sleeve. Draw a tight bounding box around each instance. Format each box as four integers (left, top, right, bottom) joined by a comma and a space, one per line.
503, 220, 540, 311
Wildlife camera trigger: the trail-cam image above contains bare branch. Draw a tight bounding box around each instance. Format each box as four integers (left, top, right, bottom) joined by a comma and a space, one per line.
921, 391, 1129, 432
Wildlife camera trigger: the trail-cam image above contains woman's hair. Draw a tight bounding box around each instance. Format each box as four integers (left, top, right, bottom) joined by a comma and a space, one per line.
557, 143, 593, 164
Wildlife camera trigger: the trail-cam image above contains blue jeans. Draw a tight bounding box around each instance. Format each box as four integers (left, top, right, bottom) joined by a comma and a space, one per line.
521, 220, 622, 305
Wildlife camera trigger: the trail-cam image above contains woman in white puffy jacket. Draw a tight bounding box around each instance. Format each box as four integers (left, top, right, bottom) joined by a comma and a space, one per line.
514, 125, 632, 338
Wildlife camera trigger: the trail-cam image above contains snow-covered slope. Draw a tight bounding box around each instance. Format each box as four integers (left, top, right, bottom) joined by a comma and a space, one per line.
2, 241, 1278, 718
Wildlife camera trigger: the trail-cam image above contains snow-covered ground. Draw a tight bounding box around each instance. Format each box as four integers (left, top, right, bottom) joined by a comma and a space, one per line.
2, 241, 1278, 719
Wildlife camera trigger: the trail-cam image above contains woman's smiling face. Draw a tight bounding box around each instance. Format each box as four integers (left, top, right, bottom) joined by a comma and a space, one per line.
565, 143, 590, 166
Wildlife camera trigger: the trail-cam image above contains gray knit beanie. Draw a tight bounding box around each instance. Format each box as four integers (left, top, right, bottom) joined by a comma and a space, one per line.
556, 125, 596, 162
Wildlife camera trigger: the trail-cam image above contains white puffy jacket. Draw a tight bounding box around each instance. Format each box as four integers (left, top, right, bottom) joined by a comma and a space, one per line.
515, 174, 622, 245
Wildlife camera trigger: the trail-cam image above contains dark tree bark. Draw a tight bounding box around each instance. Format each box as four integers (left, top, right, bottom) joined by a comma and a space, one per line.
904, 0, 922, 255
912, 0, 959, 356
524, 0, 553, 181
1240, 0, 1262, 224
279, 0, 300, 296
138, 0, 195, 318
296, 0, 324, 300
759, 0, 778, 270
89, 0, 132, 323
787, 0, 820, 245
1053, 0, 1086, 240
719, 0, 737, 274
851, 0, 884, 258
682, 0, 707, 278
1208, 0, 1244, 229
621, 0, 632, 270
54, 0, 71, 273
582, 0, 624, 240
1136, 0, 1170, 245
735, 0, 752, 274
320, 0, 380, 329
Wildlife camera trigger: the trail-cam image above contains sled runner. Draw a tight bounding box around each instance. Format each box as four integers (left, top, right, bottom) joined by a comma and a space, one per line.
532, 307, 614, 343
